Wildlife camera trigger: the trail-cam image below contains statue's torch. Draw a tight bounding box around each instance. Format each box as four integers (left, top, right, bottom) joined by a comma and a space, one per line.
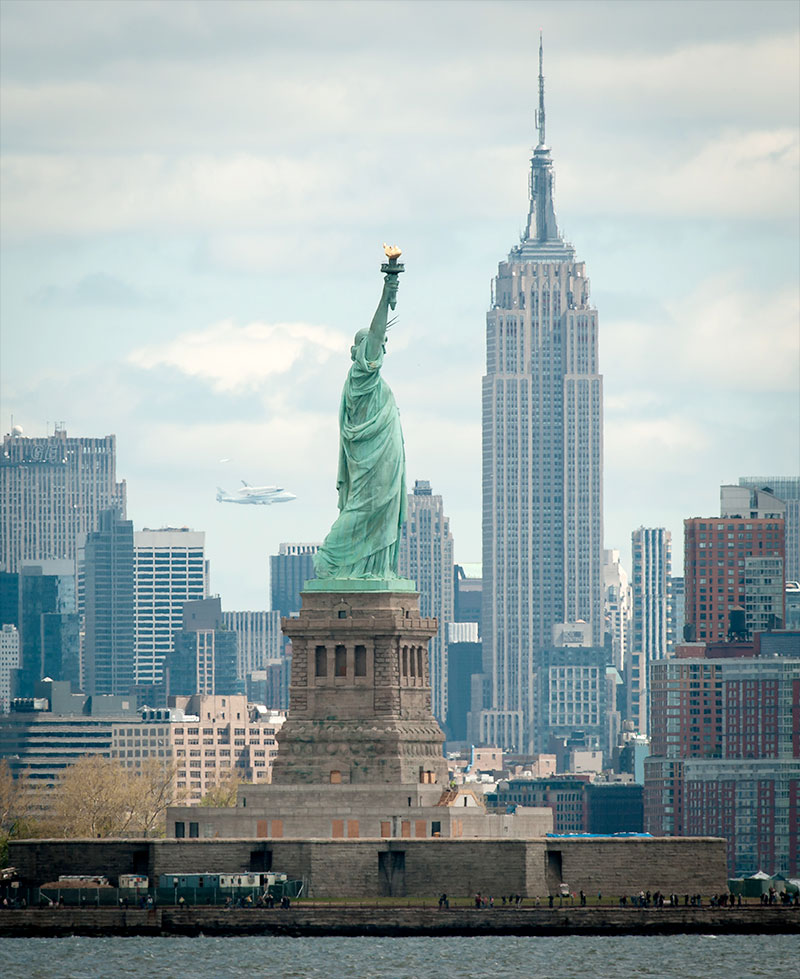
381, 243, 404, 310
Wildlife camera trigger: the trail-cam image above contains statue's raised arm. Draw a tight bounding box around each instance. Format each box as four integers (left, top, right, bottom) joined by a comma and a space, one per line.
363, 244, 403, 361
313, 246, 409, 584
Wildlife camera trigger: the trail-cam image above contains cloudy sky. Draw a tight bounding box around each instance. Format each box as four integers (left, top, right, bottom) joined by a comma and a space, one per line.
2, 0, 798, 609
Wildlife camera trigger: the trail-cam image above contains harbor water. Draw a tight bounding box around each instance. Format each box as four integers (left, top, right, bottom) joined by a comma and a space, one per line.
1, 933, 796, 979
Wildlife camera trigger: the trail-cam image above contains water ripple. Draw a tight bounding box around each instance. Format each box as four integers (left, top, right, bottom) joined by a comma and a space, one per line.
0, 934, 797, 979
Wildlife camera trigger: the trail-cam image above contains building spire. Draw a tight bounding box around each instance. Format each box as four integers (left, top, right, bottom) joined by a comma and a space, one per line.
520, 31, 568, 253
535, 30, 546, 148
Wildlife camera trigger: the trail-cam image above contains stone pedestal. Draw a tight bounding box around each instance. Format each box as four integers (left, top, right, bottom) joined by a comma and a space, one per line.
271, 587, 448, 785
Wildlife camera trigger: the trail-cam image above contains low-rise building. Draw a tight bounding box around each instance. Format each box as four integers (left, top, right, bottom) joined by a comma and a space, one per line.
156, 695, 285, 802
0, 680, 138, 784
584, 781, 644, 834
488, 775, 591, 833
488, 775, 644, 834
167, 782, 552, 841
0, 681, 285, 802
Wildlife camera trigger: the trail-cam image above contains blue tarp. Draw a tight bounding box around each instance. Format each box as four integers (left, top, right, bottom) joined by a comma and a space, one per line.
545, 832, 653, 838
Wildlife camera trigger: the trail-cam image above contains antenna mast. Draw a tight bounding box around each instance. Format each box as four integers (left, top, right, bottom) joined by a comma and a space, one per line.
535, 31, 546, 148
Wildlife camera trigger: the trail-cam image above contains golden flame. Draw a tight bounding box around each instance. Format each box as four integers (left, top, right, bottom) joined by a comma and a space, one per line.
383, 243, 402, 260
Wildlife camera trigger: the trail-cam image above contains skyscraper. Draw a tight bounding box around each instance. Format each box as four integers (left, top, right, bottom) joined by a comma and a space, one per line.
452, 566, 485, 746
645, 643, 800, 876
269, 543, 319, 619
684, 516, 785, 643
720, 485, 788, 636
15, 561, 79, 698
737, 478, 799, 581
134, 528, 207, 686
603, 548, 630, 675
480, 39, 603, 751
445, 621, 482, 744
628, 527, 673, 736
222, 609, 288, 707
671, 576, 686, 644
0, 573, 19, 629
453, 564, 483, 634
83, 508, 135, 697
744, 556, 785, 636
167, 598, 241, 698
399, 480, 455, 724
0, 426, 126, 574
0, 624, 20, 713
221, 609, 283, 680
534, 642, 610, 756
721, 484, 787, 523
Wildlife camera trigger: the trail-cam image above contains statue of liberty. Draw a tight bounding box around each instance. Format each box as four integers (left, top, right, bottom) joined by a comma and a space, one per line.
313, 245, 409, 582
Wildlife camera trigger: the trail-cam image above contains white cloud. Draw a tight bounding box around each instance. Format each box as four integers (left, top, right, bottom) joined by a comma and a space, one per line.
126, 415, 337, 480
206, 230, 357, 274
557, 127, 799, 221
128, 319, 347, 393
661, 129, 799, 217
602, 275, 799, 547
604, 279, 799, 395
2, 24, 797, 241
0, 153, 346, 237
2, 1, 798, 605
668, 282, 799, 386
606, 415, 709, 472
559, 34, 799, 123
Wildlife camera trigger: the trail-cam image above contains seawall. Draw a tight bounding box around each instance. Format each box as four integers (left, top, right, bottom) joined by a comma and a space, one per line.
8, 835, 730, 900
1, 906, 798, 938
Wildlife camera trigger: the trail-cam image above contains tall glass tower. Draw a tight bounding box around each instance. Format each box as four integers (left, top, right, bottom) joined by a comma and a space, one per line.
480, 38, 603, 751
0, 426, 126, 575
83, 508, 135, 697
629, 527, 673, 736
399, 480, 455, 726
133, 528, 207, 686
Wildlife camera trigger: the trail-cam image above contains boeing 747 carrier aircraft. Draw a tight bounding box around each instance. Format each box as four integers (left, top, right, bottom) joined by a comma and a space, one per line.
216, 481, 296, 505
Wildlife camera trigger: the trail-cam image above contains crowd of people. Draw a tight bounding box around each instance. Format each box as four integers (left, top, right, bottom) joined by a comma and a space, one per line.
3, 885, 800, 910
760, 887, 799, 906
219, 893, 292, 909
435, 887, 800, 910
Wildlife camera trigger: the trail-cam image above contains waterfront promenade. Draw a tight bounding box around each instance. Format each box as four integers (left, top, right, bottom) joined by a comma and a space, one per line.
1, 904, 797, 937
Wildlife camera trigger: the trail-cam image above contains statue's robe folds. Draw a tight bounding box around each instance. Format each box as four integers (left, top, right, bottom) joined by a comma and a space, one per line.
314, 339, 406, 580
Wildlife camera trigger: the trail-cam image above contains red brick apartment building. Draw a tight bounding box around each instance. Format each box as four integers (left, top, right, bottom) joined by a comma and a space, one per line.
645, 637, 800, 876
684, 517, 785, 643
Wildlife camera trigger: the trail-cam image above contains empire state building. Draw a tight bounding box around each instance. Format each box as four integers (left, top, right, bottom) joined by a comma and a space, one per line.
478, 39, 604, 752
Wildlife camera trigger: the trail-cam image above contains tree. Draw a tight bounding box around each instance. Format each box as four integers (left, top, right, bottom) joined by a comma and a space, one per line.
0, 759, 20, 866
0, 759, 18, 836
2, 755, 189, 851
48, 756, 137, 838
0, 760, 49, 865
46, 756, 185, 839
129, 758, 184, 837
199, 773, 242, 807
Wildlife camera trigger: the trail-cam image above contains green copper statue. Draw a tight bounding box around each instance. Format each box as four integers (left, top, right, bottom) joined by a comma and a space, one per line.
314, 245, 409, 582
